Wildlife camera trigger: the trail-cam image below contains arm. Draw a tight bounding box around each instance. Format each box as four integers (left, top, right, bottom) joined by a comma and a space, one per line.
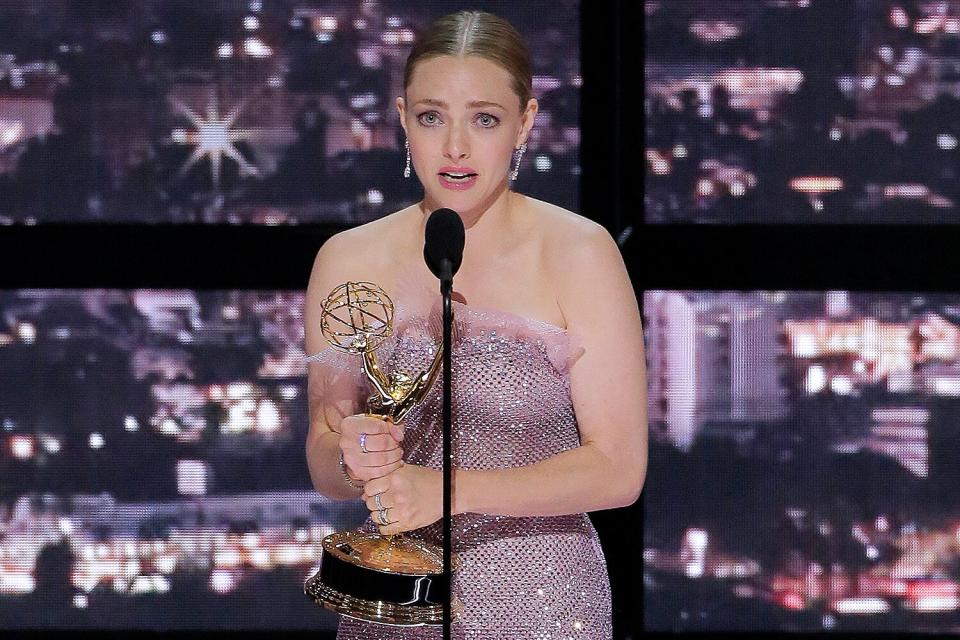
304, 232, 406, 500
304, 234, 365, 500
455, 222, 648, 517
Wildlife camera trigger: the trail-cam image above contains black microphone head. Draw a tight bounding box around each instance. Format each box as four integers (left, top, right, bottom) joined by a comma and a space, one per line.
424, 208, 465, 279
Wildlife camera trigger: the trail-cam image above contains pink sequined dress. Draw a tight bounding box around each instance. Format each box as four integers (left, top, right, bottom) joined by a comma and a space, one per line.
314, 297, 612, 640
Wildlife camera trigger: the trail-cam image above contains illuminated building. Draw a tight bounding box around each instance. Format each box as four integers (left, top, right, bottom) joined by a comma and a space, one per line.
645, 292, 785, 450
645, 291, 697, 450
865, 407, 929, 477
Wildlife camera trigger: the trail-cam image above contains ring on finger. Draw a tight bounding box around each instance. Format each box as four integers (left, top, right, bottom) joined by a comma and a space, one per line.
359, 432, 369, 454
377, 506, 391, 526
374, 493, 385, 510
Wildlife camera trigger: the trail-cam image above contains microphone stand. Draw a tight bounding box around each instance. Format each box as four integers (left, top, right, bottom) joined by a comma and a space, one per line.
439, 259, 453, 640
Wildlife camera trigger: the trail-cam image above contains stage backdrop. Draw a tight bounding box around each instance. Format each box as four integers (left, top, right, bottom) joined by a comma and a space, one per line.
644, 0, 960, 633
0, 0, 581, 632
0, 0, 580, 224
645, 0, 960, 224
643, 290, 960, 632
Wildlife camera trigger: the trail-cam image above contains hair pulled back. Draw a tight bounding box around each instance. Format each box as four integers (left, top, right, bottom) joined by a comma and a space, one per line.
403, 11, 533, 113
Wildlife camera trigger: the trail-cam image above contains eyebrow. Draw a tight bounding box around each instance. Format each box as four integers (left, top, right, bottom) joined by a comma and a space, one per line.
414, 98, 506, 110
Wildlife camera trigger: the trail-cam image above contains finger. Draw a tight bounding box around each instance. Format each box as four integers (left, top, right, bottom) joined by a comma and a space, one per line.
358, 448, 404, 469
364, 494, 390, 511
378, 522, 403, 536
356, 460, 403, 482
341, 414, 393, 438
388, 422, 405, 442
363, 477, 388, 499
358, 432, 400, 452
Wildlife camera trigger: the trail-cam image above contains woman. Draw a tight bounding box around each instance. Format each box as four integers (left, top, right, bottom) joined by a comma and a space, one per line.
304, 10, 647, 639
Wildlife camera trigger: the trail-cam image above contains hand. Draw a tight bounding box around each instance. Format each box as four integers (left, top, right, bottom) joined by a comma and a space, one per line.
362, 464, 442, 536
339, 413, 406, 484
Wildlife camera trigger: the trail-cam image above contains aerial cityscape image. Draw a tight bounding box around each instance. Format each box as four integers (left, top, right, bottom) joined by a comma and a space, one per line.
0, 288, 371, 629
645, 0, 960, 223
0, 0, 580, 224
643, 290, 960, 632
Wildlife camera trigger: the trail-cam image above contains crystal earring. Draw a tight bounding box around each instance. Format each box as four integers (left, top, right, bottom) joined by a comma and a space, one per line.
509, 142, 527, 181
403, 139, 411, 178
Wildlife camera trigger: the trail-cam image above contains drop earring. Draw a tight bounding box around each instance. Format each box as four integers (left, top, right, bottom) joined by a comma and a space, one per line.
403, 139, 411, 178
509, 142, 527, 181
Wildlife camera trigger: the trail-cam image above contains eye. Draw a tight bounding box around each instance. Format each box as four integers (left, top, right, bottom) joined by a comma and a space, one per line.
417, 111, 441, 126
476, 113, 500, 128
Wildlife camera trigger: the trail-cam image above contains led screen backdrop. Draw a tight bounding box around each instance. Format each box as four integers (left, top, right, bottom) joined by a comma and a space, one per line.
0, 288, 373, 630
645, 0, 960, 223
0, 0, 580, 224
643, 290, 960, 632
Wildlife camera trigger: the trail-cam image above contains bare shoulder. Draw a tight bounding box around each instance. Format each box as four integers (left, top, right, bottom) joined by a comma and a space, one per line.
305, 207, 417, 354
520, 196, 618, 272
316, 206, 416, 269
520, 197, 633, 327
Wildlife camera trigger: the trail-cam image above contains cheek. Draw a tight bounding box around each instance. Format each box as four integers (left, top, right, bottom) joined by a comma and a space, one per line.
479, 138, 518, 167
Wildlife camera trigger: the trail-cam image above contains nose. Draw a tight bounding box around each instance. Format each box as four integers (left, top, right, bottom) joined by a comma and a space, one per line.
443, 122, 470, 162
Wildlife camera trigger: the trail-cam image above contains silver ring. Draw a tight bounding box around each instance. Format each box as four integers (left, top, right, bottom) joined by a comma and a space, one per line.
377, 507, 390, 526
359, 432, 369, 454
375, 493, 385, 510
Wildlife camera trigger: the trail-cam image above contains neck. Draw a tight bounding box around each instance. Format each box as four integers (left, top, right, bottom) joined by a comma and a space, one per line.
416, 182, 518, 261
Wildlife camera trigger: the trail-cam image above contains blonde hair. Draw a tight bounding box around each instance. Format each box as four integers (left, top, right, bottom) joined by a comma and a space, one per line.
403, 11, 533, 113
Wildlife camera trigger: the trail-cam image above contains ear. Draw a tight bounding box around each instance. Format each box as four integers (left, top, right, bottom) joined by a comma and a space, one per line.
396, 96, 408, 137
517, 97, 539, 147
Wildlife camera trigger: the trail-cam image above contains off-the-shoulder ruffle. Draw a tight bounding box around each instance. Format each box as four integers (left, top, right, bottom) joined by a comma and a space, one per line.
392, 298, 585, 377
303, 298, 585, 378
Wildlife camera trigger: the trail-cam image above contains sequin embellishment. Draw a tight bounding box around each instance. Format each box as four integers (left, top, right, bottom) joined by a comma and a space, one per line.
328, 302, 612, 640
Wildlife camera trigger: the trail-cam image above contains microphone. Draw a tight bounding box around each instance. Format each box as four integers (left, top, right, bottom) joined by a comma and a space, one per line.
423, 207, 464, 640
424, 208, 465, 282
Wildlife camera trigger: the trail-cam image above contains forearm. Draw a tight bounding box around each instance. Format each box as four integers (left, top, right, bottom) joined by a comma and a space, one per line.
455, 442, 642, 517
306, 428, 364, 501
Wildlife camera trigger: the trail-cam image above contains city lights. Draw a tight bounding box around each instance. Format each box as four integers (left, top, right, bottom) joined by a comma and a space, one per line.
40, 435, 61, 453
834, 597, 890, 615
176, 460, 208, 496
10, 435, 34, 459
243, 37, 272, 58
646, 149, 671, 176
646, 288, 960, 628
937, 133, 958, 150
688, 21, 743, 43
788, 177, 844, 193
169, 96, 262, 188
890, 6, 910, 28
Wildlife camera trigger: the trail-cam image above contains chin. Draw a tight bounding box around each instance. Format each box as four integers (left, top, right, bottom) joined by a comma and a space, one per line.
428, 191, 473, 208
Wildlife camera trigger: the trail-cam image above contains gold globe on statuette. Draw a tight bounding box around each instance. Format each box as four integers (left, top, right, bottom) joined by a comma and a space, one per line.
320, 281, 393, 352
305, 281, 462, 626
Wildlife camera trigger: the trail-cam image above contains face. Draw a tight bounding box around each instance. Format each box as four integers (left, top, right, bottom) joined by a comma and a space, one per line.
397, 55, 537, 217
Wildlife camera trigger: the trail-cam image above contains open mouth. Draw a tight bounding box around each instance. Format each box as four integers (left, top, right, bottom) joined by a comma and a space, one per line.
439, 172, 477, 182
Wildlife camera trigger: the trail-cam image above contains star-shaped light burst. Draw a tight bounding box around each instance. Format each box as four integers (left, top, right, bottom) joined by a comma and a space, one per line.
170, 94, 261, 189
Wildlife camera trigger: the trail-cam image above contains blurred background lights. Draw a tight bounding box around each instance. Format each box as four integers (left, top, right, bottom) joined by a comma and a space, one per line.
88, 433, 105, 449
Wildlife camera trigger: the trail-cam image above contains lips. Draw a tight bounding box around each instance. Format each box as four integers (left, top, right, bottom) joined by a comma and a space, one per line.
438, 166, 478, 179
436, 165, 479, 190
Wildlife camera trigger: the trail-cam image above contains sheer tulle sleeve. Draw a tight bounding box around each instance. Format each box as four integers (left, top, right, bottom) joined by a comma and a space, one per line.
303, 346, 368, 432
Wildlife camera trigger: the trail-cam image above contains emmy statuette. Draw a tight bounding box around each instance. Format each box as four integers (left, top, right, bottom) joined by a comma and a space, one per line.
304, 281, 461, 625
